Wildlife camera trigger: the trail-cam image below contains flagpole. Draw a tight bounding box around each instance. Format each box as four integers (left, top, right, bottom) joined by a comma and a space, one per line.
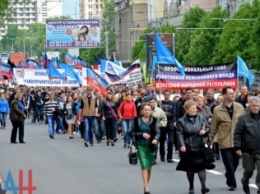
157, 62, 162, 101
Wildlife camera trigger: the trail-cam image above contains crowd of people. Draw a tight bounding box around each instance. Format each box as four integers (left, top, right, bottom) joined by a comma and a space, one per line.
2, 83, 260, 194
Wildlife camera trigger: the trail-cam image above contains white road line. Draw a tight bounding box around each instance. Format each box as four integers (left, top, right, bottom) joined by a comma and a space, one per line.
172, 159, 223, 175
206, 170, 223, 175
249, 184, 258, 189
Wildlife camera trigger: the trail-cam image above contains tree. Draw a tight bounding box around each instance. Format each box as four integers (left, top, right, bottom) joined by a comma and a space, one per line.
174, 7, 207, 63
1, 25, 21, 51
0, 0, 20, 26
250, 11, 260, 70
212, 1, 260, 64
131, 27, 155, 61
184, 6, 228, 65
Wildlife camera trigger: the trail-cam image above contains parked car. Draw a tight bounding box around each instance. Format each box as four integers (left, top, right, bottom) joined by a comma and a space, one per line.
0, 53, 9, 64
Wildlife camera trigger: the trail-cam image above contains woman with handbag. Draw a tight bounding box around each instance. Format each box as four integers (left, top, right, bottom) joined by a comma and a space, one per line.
176, 100, 210, 194
129, 103, 160, 194
101, 91, 118, 146
63, 95, 77, 139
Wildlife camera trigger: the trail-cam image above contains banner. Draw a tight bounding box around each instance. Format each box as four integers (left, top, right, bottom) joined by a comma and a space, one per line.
46, 19, 100, 48
104, 60, 142, 84
13, 69, 79, 87
154, 63, 237, 90
46, 52, 60, 60
101, 60, 126, 75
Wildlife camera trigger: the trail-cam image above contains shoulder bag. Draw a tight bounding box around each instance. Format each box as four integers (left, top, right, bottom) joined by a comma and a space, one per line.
128, 135, 138, 165
105, 100, 118, 120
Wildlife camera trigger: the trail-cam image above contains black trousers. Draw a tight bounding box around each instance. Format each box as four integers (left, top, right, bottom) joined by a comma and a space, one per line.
220, 148, 240, 188
10, 120, 24, 143
160, 125, 174, 160
105, 118, 115, 141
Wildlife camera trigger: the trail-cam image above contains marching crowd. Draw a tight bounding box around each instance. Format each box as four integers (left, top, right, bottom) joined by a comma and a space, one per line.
1, 83, 260, 194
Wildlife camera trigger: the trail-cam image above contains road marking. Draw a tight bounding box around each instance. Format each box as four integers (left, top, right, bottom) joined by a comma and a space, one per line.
249, 184, 258, 189
206, 170, 223, 175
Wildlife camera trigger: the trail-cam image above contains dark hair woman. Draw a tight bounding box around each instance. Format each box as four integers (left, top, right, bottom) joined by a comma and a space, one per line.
129, 103, 160, 194
101, 90, 117, 146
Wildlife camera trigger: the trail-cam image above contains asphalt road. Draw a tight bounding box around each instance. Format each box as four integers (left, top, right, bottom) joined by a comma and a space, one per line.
0, 119, 258, 194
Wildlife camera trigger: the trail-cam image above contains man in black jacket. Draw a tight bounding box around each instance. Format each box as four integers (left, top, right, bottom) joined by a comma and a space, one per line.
234, 97, 260, 194
160, 90, 176, 163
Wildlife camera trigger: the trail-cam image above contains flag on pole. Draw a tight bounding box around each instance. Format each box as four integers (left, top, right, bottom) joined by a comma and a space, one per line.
47, 64, 66, 80
154, 33, 185, 76
86, 67, 108, 95
59, 63, 80, 84
237, 55, 254, 86
65, 53, 74, 65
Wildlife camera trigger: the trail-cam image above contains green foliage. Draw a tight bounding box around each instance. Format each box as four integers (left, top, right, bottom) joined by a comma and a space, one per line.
184, 6, 228, 65
250, 11, 260, 70
131, 28, 155, 61
174, 7, 207, 63
212, 2, 260, 64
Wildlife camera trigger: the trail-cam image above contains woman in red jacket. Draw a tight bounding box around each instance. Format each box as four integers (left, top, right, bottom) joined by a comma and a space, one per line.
117, 93, 137, 148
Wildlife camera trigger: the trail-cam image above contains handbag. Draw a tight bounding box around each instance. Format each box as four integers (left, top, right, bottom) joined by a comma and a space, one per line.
128, 136, 138, 165
202, 136, 215, 163
67, 114, 73, 120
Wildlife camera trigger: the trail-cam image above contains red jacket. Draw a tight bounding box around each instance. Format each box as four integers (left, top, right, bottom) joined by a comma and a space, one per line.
117, 100, 137, 120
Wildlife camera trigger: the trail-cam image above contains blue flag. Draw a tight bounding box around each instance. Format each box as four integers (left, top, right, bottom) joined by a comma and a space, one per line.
47, 64, 66, 80
154, 33, 185, 76
237, 55, 254, 86
59, 63, 80, 84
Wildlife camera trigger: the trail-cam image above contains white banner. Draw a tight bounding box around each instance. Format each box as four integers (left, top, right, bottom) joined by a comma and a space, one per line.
13, 68, 79, 87
46, 52, 60, 60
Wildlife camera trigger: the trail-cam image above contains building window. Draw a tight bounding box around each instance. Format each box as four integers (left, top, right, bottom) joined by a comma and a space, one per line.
100, 4, 103, 9
96, 5, 99, 9
96, 0, 98, 2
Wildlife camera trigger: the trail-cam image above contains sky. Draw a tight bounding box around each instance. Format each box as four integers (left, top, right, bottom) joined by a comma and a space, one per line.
62, 0, 78, 19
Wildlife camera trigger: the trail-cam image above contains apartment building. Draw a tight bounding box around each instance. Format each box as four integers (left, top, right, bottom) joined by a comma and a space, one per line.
0, 0, 62, 39
79, 0, 104, 19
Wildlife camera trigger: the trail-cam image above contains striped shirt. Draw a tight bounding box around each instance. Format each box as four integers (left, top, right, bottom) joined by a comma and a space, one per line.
43, 101, 59, 116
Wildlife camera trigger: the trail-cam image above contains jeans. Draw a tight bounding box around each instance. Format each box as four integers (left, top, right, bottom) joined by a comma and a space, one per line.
220, 148, 240, 188
94, 117, 105, 141
122, 119, 133, 145
55, 116, 65, 132
35, 105, 43, 122
160, 124, 174, 160
84, 116, 95, 142
241, 152, 260, 191
0, 112, 7, 128
10, 120, 24, 143
47, 115, 55, 136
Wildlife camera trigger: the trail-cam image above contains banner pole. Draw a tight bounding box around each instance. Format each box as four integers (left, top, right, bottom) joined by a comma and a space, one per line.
157, 62, 162, 101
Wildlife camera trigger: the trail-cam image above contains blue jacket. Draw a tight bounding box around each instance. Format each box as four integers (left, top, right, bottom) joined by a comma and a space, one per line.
0, 99, 9, 113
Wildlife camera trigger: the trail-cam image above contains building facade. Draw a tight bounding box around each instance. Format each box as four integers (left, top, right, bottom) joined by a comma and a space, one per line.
114, 0, 254, 63
0, 0, 62, 39
79, 0, 104, 19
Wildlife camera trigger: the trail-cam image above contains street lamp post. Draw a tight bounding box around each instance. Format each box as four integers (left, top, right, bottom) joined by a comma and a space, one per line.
6, 38, 15, 51
16, 37, 25, 52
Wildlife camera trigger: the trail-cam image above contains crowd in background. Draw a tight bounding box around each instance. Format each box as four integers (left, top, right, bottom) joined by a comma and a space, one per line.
2, 82, 260, 194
